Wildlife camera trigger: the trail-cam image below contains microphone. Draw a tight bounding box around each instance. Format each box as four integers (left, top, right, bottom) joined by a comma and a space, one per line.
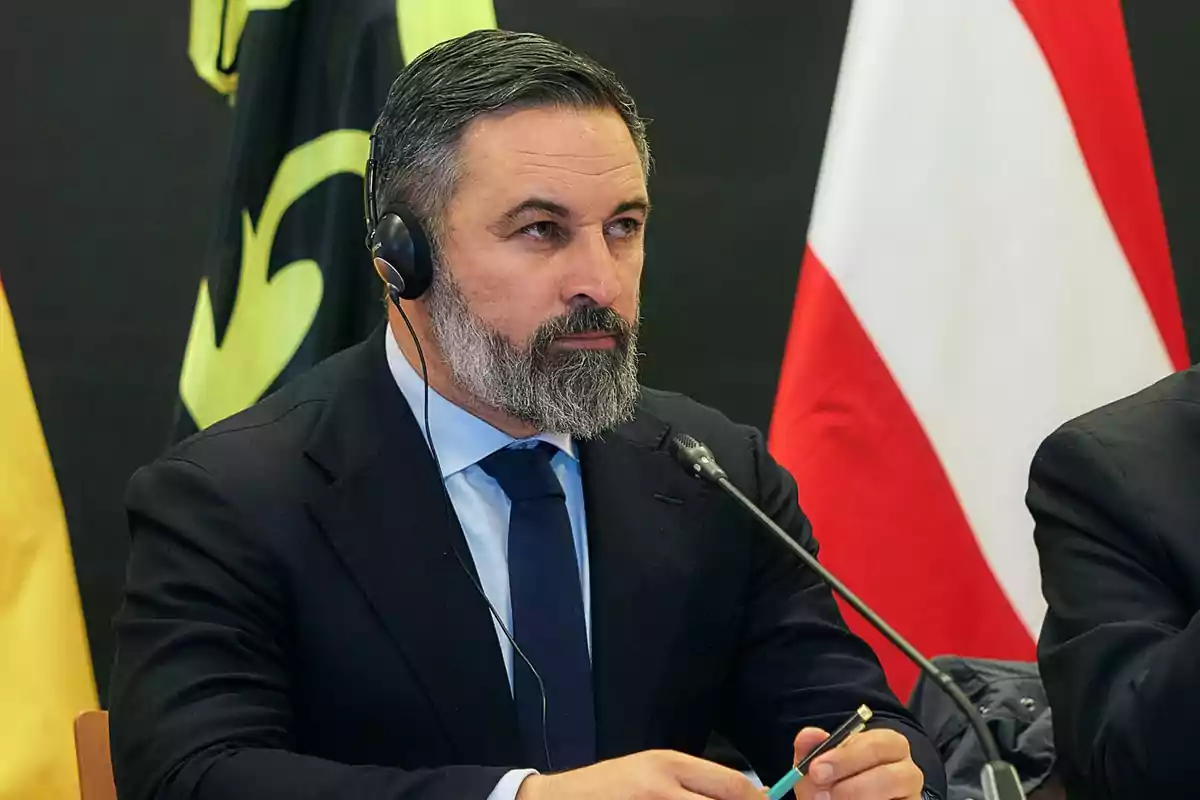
669, 433, 1026, 800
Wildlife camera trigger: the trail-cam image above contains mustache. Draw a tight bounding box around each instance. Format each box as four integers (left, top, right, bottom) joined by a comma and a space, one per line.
531, 306, 634, 350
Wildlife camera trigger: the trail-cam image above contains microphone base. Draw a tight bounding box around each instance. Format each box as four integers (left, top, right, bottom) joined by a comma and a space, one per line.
981, 761, 1027, 800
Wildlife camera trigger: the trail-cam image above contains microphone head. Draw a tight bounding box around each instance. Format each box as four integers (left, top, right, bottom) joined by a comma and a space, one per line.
669, 433, 728, 483
669, 433, 704, 462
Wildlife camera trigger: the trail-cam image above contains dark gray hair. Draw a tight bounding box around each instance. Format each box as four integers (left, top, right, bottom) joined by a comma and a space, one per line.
371, 29, 651, 244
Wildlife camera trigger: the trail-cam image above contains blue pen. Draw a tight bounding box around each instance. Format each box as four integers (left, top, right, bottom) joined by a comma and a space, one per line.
766, 705, 873, 800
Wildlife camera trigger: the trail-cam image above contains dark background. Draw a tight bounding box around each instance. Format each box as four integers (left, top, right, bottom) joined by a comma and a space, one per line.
1, 1, 1197, 703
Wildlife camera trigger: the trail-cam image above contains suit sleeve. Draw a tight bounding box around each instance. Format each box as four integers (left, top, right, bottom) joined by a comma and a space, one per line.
1029, 423, 1200, 798
714, 428, 947, 797
109, 457, 510, 800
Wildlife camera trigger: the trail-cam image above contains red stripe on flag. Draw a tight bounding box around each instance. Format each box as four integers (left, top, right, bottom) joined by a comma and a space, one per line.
768, 248, 1036, 695
1012, 0, 1189, 369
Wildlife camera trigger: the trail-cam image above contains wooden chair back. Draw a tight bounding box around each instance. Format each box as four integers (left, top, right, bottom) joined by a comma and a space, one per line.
74, 710, 116, 800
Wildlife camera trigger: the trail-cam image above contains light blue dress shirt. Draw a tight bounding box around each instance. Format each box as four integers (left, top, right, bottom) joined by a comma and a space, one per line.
384, 327, 592, 799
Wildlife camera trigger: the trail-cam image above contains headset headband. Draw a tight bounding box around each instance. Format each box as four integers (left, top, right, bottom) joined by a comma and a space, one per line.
363, 126, 380, 248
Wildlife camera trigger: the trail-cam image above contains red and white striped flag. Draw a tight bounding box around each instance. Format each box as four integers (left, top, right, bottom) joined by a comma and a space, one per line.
768, 0, 1189, 694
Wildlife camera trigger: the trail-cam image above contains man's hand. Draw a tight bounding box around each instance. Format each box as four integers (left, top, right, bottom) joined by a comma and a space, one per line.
791, 727, 924, 800
516, 750, 762, 800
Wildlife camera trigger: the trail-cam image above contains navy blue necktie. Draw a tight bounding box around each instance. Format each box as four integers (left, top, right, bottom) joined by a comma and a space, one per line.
479, 443, 596, 772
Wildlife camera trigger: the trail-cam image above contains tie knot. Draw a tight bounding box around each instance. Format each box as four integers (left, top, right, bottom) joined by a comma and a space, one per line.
479, 442, 564, 502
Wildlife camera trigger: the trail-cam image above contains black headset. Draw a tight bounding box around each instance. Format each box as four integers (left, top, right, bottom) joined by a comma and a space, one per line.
363, 126, 435, 302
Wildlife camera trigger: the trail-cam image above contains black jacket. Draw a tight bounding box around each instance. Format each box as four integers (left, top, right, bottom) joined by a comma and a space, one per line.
908, 657, 1059, 800
109, 326, 946, 800
1028, 364, 1200, 799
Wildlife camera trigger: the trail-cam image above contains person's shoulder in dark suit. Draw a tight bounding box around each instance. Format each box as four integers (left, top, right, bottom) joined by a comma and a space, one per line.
156, 336, 362, 492
1027, 363, 1200, 800
635, 387, 765, 477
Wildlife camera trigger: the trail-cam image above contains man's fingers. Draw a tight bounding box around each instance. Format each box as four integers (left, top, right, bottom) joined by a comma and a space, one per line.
666, 751, 762, 800
825, 759, 923, 800
808, 729, 910, 786
788, 729, 832, 800
792, 727, 830, 764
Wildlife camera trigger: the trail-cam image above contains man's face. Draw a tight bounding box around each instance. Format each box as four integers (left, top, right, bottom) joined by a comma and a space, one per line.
423, 105, 649, 436
439, 104, 647, 354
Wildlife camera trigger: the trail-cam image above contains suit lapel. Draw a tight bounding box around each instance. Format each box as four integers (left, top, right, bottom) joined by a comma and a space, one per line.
580, 411, 711, 758
304, 327, 522, 767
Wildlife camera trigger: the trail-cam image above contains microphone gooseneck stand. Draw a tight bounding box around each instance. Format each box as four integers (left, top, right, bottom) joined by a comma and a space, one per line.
669, 434, 1026, 800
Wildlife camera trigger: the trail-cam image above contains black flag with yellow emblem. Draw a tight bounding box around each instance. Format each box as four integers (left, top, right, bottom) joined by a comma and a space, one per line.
175, 0, 498, 437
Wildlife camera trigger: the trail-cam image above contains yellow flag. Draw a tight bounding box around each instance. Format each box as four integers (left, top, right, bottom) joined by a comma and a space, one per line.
0, 277, 97, 800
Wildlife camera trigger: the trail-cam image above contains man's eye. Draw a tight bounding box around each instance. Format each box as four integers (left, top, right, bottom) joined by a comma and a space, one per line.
606, 218, 643, 239
521, 221, 562, 241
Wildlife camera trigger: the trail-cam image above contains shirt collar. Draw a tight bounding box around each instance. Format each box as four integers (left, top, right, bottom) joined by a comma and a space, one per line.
384, 323, 576, 479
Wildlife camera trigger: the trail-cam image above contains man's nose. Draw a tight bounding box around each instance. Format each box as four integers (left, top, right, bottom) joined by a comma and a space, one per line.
562, 229, 622, 309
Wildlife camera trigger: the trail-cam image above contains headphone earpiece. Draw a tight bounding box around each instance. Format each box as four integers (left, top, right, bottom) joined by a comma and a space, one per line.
370, 207, 434, 300
364, 128, 435, 302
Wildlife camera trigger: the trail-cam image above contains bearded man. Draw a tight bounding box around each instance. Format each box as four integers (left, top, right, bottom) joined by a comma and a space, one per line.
109, 30, 946, 800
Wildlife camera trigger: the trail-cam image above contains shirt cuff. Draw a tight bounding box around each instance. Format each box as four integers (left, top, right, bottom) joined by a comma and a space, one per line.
486, 768, 539, 800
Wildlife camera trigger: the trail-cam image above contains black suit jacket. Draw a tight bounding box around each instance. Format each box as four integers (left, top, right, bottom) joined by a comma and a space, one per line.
1028, 365, 1200, 800
110, 326, 945, 800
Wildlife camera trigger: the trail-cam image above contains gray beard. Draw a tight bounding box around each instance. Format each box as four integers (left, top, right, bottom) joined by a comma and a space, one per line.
424, 267, 641, 439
